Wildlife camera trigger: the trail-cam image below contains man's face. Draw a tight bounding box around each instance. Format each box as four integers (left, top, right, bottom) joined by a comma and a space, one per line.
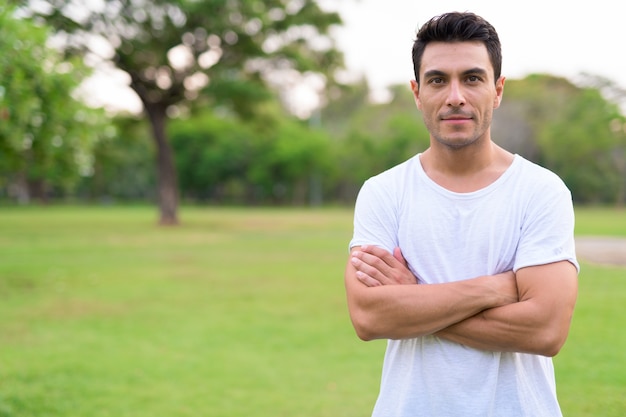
411, 41, 504, 149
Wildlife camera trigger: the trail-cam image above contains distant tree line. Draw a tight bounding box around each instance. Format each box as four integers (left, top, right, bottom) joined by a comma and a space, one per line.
2, 3, 626, 212
75, 74, 626, 207
496, 74, 626, 204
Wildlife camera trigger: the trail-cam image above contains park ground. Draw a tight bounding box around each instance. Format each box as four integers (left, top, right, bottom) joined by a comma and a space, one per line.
576, 237, 626, 267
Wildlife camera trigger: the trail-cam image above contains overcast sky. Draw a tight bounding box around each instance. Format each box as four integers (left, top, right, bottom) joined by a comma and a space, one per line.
323, 0, 626, 101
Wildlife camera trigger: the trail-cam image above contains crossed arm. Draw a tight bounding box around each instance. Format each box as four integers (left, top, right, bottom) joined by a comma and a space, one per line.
345, 245, 578, 357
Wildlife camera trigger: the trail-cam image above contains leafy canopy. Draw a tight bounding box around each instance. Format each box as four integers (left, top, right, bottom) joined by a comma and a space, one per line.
19, 0, 343, 118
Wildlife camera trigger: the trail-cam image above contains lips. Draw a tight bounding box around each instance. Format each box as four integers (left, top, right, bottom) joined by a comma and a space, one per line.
440, 113, 472, 120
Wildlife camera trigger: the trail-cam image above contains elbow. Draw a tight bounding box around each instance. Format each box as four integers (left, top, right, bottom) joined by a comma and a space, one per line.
350, 310, 384, 341
540, 311, 575, 357
536, 340, 562, 358
522, 299, 576, 357
354, 327, 377, 342
533, 326, 571, 357
537, 342, 564, 358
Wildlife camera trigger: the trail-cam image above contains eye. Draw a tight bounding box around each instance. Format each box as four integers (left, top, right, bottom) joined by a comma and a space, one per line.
429, 77, 445, 85
467, 75, 482, 83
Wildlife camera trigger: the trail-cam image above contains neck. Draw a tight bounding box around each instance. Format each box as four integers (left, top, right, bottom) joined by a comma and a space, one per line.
419, 140, 513, 193
428, 138, 498, 174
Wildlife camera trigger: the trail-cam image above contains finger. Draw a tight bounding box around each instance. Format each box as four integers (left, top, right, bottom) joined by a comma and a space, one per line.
393, 247, 407, 266
361, 245, 408, 272
355, 270, 382, 287
360, 245, 397, 271
359, 248, 418, 285
360, 245, 392, 259
354, 252, 394, 281
351, 255, 392, 285
352, 249, 417, 285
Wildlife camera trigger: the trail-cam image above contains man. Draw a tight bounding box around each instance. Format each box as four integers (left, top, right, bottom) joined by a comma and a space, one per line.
345, 12, 579, 417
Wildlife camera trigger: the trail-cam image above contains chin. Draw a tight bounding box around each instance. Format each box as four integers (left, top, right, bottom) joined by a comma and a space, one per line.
435, 136, 480, 149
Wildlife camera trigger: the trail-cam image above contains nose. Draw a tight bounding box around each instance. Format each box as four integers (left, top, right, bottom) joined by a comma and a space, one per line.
445, 80, 465, 107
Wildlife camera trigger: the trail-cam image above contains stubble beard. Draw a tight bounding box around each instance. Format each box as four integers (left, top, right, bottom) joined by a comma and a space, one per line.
425, 110, 492, 151
433, 131, 481, 150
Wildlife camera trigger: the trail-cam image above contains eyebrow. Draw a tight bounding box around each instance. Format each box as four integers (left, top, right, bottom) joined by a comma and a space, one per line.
423, 67, 488, 78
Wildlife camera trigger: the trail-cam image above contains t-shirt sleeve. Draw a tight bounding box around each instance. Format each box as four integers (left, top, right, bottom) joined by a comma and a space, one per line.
514, 176, 580, 273
349, 177, 399, 254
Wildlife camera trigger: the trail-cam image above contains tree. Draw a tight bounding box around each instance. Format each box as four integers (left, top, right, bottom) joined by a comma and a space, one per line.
19, 0, 343, 224
496, 74, 626, 204
0, 5, 107, 203
323, 83, 429, 202
77, 116, 156, 202
170, 110, 254, 203
169, 100, 336, 206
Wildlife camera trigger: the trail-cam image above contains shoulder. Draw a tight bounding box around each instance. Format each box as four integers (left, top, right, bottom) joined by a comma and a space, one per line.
355, 155, 421, 213
510, 157, 575, 227
514, 155, 571, 194
365, 155, 421, 188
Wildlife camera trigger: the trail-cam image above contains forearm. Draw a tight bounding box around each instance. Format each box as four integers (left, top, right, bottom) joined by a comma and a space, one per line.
436, 301, 571, 356
436, 262, 578, 356
345, 266, 516, 340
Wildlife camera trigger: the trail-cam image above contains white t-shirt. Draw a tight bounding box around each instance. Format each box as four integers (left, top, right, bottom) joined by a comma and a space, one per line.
349, 153, 579, 417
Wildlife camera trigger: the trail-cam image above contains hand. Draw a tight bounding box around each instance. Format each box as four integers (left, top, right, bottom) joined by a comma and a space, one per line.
492, 270, 519, 306
350, 245, 418, 287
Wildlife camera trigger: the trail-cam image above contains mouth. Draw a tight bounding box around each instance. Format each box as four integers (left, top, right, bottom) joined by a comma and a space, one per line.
441, 117, 472, 126
440, 112, 473, 121
440, 113, 473, 126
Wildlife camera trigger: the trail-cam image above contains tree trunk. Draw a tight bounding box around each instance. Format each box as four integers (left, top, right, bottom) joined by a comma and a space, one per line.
145, 103, 179, 225
28, 177, 49, 204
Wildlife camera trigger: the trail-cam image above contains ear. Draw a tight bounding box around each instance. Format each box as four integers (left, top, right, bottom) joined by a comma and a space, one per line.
410, 80, 421, 110
494, 76, 505, 109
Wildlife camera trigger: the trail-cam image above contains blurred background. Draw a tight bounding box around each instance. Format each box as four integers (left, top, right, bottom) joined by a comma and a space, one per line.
2, 2, 625, 417
1, 0, 625, 224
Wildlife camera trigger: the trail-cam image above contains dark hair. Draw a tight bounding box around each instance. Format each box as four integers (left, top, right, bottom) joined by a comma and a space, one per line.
412, 12, 502, 84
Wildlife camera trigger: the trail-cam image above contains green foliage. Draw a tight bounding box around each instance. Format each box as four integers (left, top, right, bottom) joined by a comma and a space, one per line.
537, 85, 623, 203
6, 68, 622, 206
0, 206, 625, 417
76, 117, 156, 201
330, 84, 430, 199
169, 109, 335, 204
170, 112, 254, 201
19, 0, 345, 221
0, 6, 108, 201
166, 84, 431, 206
19, 0, 343, 116
4, 0, 626, 208
501, 74, 626, 204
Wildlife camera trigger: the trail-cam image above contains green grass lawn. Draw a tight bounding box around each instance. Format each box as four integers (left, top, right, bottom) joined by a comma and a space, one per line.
574, 206, 626, 236
0, 205, 624, 417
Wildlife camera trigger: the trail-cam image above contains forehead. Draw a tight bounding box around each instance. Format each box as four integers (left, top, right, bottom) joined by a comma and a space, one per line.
421, 41, 493, 78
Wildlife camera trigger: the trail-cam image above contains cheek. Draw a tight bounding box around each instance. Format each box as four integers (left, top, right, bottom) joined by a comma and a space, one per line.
417, 95, 437, 112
